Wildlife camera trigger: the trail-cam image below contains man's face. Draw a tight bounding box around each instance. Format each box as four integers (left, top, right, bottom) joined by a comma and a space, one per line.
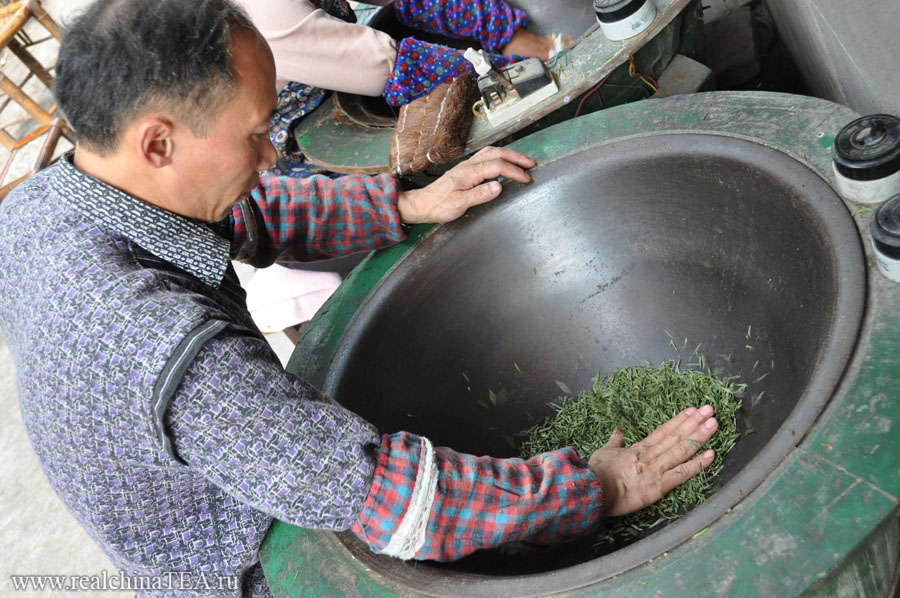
173, 28, 278, 222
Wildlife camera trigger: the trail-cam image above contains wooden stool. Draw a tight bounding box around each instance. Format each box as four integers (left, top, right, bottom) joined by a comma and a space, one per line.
0, 0, 72, 201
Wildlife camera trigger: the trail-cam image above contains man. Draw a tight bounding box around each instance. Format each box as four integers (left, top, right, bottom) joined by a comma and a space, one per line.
0, 1, 719, 596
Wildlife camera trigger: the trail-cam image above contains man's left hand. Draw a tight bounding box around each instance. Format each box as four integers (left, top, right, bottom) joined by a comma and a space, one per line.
397, 147, 535, 224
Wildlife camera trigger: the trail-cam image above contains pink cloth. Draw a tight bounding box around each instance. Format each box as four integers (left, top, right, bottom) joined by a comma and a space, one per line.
238, 0, 397, 96
245, 264, 343, 332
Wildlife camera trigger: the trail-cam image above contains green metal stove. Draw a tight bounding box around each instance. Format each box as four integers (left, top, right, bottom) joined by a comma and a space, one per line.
260, 91, 900, 597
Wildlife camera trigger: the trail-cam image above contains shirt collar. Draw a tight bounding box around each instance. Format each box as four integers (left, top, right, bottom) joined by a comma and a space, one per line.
50, 153, 231, 287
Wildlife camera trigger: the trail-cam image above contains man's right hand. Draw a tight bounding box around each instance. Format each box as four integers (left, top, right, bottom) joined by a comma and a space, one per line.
588, 405, 719, 516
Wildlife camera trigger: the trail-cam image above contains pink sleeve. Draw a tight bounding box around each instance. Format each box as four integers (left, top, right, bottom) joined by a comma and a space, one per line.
240, 0, 396, 97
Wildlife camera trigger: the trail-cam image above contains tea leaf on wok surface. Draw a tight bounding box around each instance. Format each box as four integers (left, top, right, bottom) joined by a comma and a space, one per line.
520, 359, 744, 544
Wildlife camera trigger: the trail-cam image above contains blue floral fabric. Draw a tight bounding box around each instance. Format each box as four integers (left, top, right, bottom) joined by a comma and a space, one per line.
393, 0, 528, 53
267, 84, 330, 178
384, 37, 517, 106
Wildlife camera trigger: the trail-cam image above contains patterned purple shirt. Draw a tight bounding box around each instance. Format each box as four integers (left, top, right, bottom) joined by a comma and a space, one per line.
0, 157, 602, 597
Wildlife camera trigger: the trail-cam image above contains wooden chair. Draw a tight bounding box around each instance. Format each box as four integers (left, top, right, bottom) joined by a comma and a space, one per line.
0, 0, 72, 201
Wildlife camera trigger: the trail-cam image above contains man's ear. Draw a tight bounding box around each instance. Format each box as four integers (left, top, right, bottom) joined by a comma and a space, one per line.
135, 116, 175, 168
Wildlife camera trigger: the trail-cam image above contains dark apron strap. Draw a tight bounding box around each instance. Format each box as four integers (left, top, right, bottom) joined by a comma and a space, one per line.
151, 319, 229, 464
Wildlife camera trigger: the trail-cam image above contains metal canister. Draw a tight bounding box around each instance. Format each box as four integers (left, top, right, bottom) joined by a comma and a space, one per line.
832, 114, 900, 204
871, 194, 900, 282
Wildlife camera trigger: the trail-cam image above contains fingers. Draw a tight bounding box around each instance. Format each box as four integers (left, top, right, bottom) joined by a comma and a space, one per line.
647, 405, 715, 456
637, 406, 697, 448
457, 158, 532, 189
659, 449, 716, 496
653, 408, 719, 472
604, 428, 625, 449
450, 147, 535, 192
468, 146, 537, 170
467, 181, 503, 207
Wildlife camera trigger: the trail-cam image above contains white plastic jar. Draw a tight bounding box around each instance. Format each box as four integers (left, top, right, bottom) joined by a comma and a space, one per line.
833, 114, 900, 205
871, 195, 900, 283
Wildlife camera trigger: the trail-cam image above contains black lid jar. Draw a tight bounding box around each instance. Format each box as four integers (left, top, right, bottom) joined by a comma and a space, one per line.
870, 194, 900, 282
832, 114, 900, 204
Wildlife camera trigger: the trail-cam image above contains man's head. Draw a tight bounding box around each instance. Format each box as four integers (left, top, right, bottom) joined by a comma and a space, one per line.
56, 0, 278, 221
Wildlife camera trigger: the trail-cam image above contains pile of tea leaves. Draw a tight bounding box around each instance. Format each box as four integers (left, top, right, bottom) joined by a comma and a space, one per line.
519, 357, 745, 545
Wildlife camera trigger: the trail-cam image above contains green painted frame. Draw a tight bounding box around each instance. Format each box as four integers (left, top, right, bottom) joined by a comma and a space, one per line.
261, 91, 900, 597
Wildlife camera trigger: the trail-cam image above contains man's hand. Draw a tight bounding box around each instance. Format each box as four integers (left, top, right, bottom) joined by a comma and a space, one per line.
397, 146, 535, 224
588, 405, 719, 517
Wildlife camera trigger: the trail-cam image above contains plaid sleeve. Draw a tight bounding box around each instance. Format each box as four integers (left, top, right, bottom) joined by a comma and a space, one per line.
351, 432, 603, 561
227, 173, 407, 268
394, 0, 529, 53
384, 37, 518, 106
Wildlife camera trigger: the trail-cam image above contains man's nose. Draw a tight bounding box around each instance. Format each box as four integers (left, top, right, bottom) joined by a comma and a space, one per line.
258, 137, 277, 172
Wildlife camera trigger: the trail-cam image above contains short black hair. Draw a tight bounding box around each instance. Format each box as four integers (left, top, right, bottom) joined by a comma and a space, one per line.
54, 0, 255, 154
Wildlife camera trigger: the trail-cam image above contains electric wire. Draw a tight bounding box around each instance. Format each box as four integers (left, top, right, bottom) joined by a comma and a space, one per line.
574, 55, 659, 117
